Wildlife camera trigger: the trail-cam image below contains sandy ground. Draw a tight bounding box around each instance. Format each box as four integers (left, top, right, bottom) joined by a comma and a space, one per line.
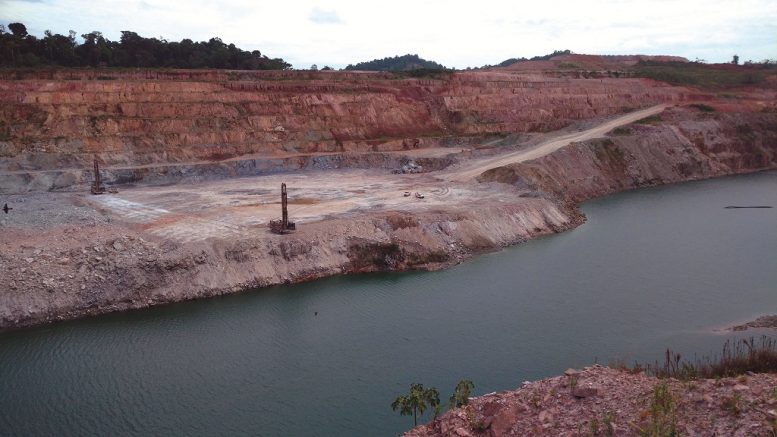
47, 105, 662, 244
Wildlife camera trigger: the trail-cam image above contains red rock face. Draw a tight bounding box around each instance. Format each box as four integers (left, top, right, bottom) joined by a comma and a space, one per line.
0, 69, 688, 171
478, 107, 777, 203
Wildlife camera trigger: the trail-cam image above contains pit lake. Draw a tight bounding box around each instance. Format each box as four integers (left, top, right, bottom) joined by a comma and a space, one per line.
1, 171, 775, 436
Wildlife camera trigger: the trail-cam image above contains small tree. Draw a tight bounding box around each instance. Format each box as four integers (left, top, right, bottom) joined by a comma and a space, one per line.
8, 22, 28, 38
391, 383, 441, 426
732, 54, 739, 65
449, 379, 475, 409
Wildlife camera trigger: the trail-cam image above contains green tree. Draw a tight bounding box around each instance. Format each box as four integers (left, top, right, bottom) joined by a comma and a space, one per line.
0, 21, 292, 70
8, 22, 27, 38
449, 379, 475, 409
391, 383, 441, 426
732, 54, 739, 65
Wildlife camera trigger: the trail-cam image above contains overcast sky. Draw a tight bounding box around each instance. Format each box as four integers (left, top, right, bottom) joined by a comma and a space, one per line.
2, 0, 775, 69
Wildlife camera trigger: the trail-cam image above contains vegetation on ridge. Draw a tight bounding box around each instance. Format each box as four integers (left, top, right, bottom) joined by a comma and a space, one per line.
495, 49, 573, 68
344, 54, 447, 71
0, 21, 291, 69
392, 383, 441, 426
391, 379, 476, 427
623, 336, 777, 380
634, 60, 777, 89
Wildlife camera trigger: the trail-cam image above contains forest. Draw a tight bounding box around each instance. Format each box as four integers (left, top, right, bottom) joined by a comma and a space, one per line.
344, 54, 447, 71
0, 22, 291, 70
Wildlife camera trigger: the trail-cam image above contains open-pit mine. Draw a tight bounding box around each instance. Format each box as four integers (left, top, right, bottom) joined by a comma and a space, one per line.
1, 56, 776, 332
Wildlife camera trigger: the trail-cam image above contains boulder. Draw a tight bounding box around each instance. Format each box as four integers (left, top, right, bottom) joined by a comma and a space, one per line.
572, 384, 600, 398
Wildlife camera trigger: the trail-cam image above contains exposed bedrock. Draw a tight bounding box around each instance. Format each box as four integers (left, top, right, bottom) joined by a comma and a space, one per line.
478, 107, 777, 202
0, 69, 689, 189
0, 198, 582, 329
1, 105, 775, 330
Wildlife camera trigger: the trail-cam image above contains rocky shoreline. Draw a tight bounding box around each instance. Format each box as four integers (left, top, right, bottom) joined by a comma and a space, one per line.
0, 195, 584, 331
405, 365, 777, 436
733, 315, 777, 332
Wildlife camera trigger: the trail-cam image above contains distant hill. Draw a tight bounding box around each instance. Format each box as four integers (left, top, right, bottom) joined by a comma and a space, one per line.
495, 50, 573, 68
344, 54, 447, 71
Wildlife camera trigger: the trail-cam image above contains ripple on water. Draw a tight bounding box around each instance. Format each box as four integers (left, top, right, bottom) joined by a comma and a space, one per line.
0, 171, 775, 436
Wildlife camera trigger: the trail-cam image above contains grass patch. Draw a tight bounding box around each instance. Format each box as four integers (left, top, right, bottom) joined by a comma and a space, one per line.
610, 126, 632, 135
406, 250, 450, 266
0, 119, 11, 141
589, 411, 616, 437
639, 381, 678, 437
735, 124, 756, 142
386, 215, 419, 230
721, 393, 742, 416
635, 114, 662, 125
688, 103, 716, 112
636, 337, 777, 380
634, 61, 776, 89
592, 139, 626, 165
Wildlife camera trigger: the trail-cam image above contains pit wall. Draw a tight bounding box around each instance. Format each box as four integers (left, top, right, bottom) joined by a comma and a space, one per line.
479, 107, 777, 202
0, 69, 688, 179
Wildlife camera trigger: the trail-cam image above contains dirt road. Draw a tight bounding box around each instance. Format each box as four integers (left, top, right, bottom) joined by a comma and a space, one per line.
442, 105, 667, 182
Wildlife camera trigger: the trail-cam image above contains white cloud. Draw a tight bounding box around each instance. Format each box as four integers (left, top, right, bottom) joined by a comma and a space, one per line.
309, 7, 342, 24
1, 0, 775, 68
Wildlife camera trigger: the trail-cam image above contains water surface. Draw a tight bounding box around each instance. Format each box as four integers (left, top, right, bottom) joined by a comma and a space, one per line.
1, 171, 775, 436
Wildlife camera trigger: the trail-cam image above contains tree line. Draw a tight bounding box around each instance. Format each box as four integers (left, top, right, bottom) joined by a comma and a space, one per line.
344, 54, 448, 71
0, 22, 291, 70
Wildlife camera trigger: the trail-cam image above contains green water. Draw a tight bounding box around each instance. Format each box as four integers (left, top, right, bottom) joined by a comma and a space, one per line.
1, 171, 775, 436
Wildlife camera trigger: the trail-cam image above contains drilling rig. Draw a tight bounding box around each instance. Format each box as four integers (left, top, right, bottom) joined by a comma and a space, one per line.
90, 158, 106, 194
269, 183, 296, 234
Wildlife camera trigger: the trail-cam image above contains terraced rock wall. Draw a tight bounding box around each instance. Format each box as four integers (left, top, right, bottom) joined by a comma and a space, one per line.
479, 107, 777, 202
0, 70, 687, 177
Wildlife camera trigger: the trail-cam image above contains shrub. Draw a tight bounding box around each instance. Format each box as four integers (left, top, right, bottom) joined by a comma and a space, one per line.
638, 337, 777, 380
449, 379, 475, 409
610, 126, 632, 135
635, 115, 662, 124
688, 103, 716, 112
639, 381, 677, 437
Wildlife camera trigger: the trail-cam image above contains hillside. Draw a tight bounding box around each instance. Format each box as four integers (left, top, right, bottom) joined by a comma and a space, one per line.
344, 54, 446, 71
0, 67, 689, 191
